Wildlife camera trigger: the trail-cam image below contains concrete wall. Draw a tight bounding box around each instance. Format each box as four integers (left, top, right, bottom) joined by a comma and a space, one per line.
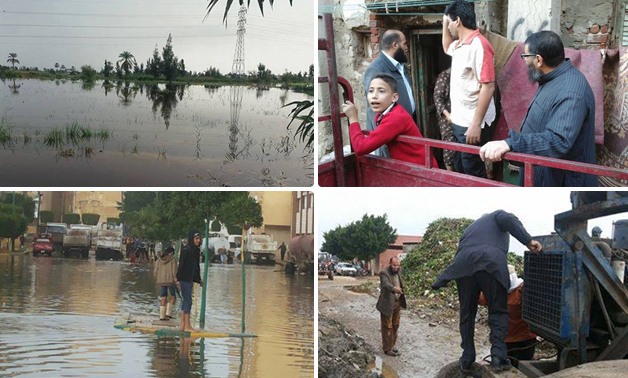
506, 0, 560, 41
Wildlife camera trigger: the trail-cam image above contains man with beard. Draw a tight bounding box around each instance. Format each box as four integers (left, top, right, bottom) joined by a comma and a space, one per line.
442, 0, 496, 178
364, 29, 416, 157
376, 256, 407, 357
479, 30, 597, 186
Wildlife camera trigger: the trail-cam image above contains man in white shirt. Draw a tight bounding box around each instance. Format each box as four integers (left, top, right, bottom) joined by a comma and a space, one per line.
442, 0, 496, 178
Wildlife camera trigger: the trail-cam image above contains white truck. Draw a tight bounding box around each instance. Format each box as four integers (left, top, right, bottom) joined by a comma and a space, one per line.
94, 223, 124, 260
63, 224, 91, 259
244, 234, 277, 265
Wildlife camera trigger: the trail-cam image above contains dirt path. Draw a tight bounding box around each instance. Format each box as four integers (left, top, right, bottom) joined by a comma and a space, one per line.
318, 275, 491, 377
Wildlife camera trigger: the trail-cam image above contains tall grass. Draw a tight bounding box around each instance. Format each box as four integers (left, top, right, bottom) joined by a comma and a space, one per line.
0, 119, 11, 145
43, 128, 65, 148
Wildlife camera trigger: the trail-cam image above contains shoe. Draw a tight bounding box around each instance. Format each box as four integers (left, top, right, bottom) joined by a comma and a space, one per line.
490, 357, 512, 372
458, 361, 476, 378
384, 350, 399, 357
392, 348, 399, 354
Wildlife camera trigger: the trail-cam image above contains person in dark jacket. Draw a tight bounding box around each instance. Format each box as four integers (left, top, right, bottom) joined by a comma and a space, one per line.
376, 256, 407, 357
432, 210, 542, 374
176, 230, 203, 332
479, 30, 597, 186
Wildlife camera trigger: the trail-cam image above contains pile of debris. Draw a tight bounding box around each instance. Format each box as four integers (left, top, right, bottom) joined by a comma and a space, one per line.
318, 315, 383, 378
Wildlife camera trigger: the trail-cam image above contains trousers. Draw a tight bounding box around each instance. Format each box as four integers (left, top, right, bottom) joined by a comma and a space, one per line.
456, 270, 508, 368
380, 298, 401, 353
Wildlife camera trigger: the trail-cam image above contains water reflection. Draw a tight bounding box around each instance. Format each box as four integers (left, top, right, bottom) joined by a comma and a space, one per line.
0, 253, 314, 377
7, 78, 21, 94
116, 81, 139, 107
147, 83, 182, 129
0, 79, 313, 186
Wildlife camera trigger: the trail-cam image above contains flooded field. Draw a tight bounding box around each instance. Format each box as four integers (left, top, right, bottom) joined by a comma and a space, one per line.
0, 253, 314, 377
0, 79, 313, 186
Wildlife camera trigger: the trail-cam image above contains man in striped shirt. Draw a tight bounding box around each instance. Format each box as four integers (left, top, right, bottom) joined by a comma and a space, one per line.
479, 31, 597, 186
442, 0, 496, 178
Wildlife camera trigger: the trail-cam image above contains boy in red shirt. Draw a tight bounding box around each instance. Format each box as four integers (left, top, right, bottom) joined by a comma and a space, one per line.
342, 73, 438, 167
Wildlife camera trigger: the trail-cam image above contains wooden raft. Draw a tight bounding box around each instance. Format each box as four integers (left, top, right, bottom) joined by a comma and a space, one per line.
114, 313, 257, 338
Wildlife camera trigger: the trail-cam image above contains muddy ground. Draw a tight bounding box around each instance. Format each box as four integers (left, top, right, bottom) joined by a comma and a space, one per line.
318, 275, 493, 377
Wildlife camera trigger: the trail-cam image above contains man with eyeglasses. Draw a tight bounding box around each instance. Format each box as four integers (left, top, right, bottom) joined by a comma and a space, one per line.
442, 0, 496, 179
480, 30, 597, 186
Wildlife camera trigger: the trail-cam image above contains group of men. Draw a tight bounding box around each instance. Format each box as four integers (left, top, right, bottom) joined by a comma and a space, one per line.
376, 210, 542, 376
361, 0, 597, 187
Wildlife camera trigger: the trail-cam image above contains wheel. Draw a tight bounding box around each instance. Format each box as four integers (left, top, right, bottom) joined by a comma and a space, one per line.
82, 249, 89, 259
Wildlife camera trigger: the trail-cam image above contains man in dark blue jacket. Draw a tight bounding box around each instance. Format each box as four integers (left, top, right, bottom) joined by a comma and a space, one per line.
364, 29, 416, 157
480, 30, 598, 186
433, 210, 542, 374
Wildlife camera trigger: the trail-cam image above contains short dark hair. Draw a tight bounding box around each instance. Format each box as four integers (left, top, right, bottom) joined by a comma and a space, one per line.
444, 0, 477, 30
381, 30, 402, 51
370, 73, 398, 94
524, 30, 565, 68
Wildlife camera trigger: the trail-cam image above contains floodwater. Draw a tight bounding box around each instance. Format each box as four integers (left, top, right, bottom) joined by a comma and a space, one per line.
0, 79, 313, 186
0, 252, 314, 377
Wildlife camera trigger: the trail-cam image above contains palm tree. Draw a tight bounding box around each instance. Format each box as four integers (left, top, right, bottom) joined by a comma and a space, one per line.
206, 0, 293, 24
117, 51, 137, 77
7, 53, 19, 69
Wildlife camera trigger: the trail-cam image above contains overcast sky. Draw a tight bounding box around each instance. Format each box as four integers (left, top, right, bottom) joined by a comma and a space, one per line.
317, 189, 626, 255
1, 0, 313, 74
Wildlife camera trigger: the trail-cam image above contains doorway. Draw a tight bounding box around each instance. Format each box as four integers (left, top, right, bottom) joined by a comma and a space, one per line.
409, 30, 451, 167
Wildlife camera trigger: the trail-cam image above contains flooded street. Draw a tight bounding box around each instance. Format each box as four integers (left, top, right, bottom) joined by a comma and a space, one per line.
0, 79, 313, 186
0, 252, 314, 377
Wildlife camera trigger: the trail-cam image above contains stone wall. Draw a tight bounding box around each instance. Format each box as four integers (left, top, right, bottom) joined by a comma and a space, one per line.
561, 0, 613, 49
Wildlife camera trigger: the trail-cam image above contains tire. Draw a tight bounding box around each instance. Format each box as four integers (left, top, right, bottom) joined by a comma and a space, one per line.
82, 249, 89, 259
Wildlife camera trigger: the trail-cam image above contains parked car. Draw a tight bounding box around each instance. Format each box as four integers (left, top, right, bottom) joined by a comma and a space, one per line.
334, 262, 357, 276
32, 234, 54, 257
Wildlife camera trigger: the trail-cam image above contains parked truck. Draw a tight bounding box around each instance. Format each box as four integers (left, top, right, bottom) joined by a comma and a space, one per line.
243, 234, 277, 265
94, 223, 124, 260
289, 235, 314, 273
63, 224, 91, 258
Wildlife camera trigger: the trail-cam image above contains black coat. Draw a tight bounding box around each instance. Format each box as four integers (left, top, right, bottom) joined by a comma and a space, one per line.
432, 210, 533, 291
176, 231, 201, 283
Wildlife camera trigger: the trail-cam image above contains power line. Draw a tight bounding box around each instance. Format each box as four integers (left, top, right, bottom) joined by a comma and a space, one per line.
0, 23, 212, 29
1, 10, 206, 18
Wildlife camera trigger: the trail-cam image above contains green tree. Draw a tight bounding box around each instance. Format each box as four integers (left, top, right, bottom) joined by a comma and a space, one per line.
80, 65, 98, 82
119, 192, 263, 241
148, 45, 162, 79
102, 60, 114, 78
161, 34, 178, 81
54, 62, 60, 71
0, 192, 35, 222
117, 51, 136, 77
256, 63, 272, 82
322, 214, 397, 262
0, 203, 29, 251
119, 192, 161, 213
7, 53, 19, 69
308, 64, 314, 80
